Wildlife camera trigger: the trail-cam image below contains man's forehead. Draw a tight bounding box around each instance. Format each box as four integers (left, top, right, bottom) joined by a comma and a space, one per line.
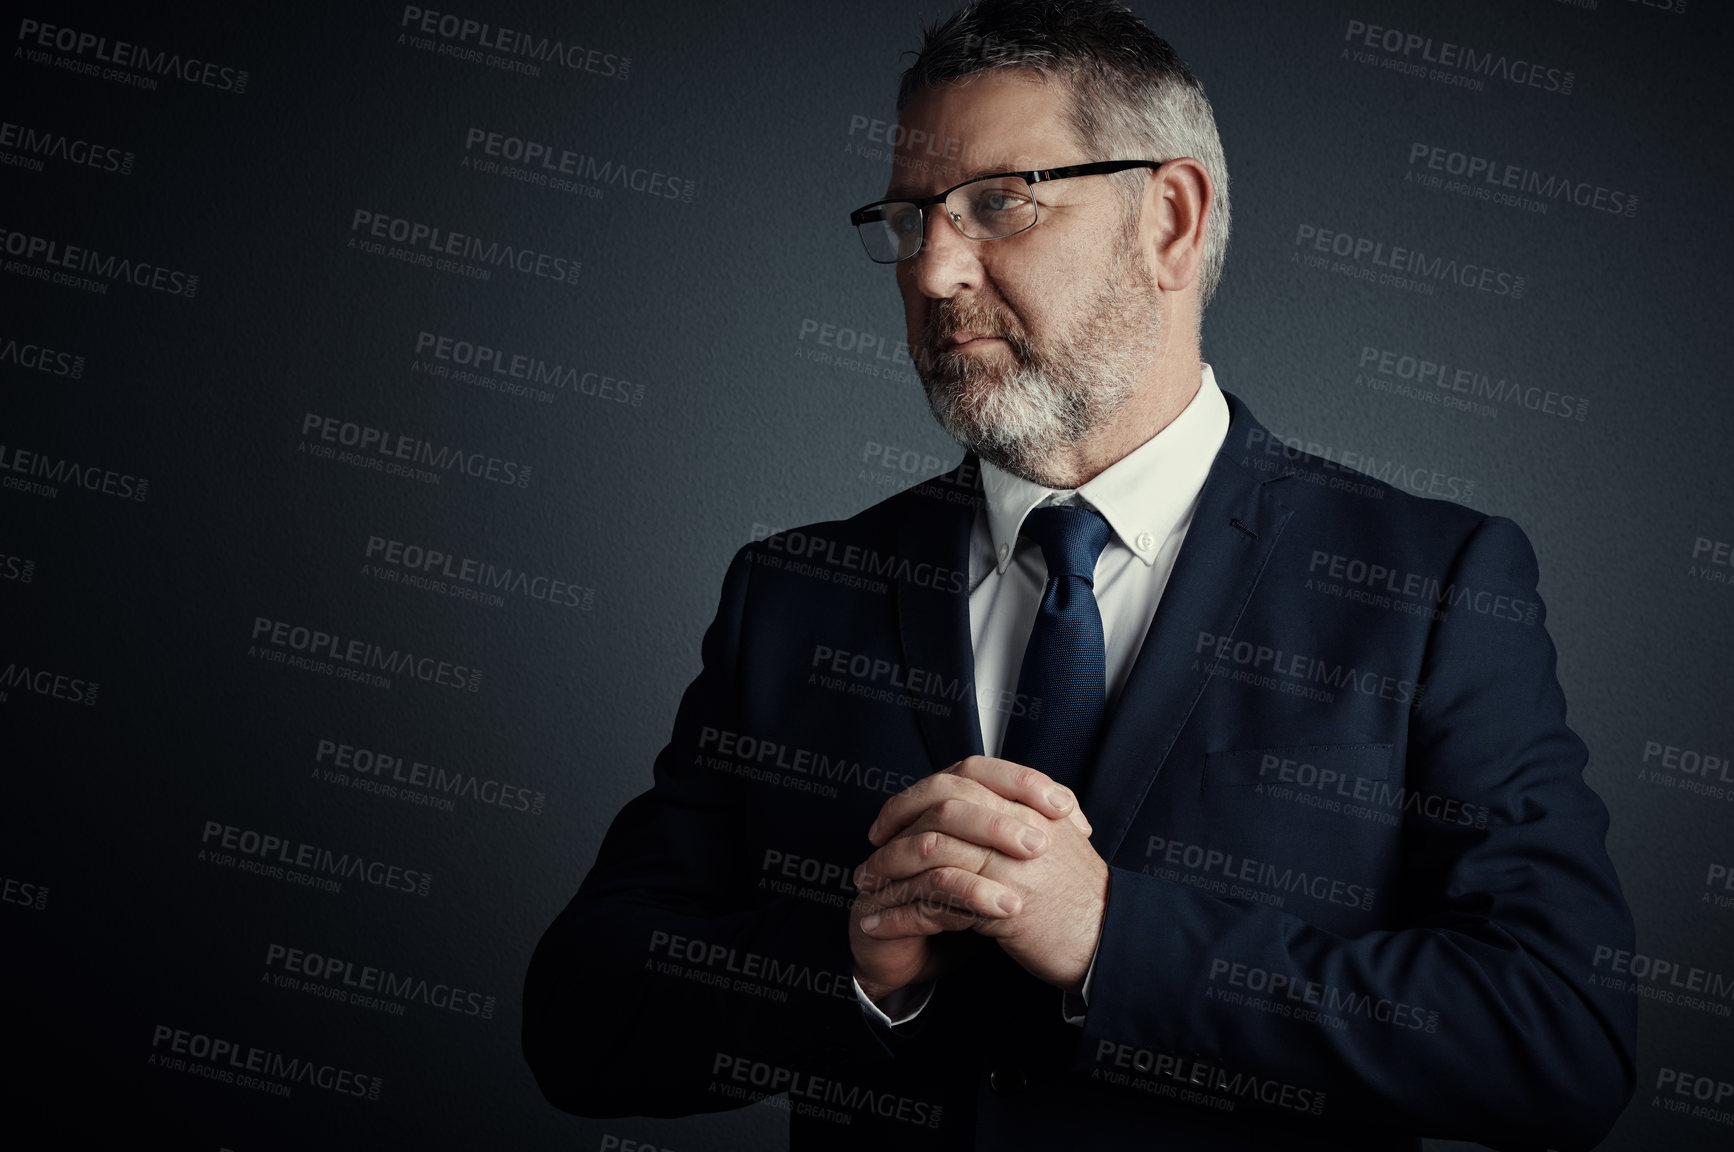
883, 72, 1075, 198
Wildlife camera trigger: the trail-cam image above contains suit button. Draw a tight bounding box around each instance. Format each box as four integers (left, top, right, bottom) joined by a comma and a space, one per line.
989, 1067, 1027, 1095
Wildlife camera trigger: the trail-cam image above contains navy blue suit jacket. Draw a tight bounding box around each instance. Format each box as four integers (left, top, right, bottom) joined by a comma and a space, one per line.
525, 391, 1636, 1150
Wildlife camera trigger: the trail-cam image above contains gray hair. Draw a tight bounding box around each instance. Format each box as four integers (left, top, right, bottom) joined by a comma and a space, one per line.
897, 0, 1232, 312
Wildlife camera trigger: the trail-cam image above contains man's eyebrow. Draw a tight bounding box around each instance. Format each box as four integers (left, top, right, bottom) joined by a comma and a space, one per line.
883, 164, 1025, 201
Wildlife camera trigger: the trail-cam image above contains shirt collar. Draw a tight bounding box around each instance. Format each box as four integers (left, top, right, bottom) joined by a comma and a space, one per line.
978, 363, 1230, 574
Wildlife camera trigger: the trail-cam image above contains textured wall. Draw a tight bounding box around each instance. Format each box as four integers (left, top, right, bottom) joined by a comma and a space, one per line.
3, 1, 1729, 1148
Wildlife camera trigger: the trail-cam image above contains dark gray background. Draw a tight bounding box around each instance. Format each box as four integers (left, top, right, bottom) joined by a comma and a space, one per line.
3, 0, 1730, 1148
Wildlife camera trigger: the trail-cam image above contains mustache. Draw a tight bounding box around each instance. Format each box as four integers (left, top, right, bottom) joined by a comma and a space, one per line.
919, 300, 1034, 371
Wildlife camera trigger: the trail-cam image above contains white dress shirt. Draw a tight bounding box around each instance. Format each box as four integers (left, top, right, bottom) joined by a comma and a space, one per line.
855, 364, 1232, 1029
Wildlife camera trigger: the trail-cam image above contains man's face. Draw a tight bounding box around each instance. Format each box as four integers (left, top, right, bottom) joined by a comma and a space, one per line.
888, 71, 1163, 485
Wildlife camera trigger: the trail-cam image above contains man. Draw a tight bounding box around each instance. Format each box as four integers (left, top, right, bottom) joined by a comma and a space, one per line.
524, 3, 1636, 1149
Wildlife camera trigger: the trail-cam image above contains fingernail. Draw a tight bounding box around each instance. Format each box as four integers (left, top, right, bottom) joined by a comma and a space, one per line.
1020, 827, 1044, 853
996, 893, 1019, 915
1046, 787, 1073, 811
860, 913, 880, 932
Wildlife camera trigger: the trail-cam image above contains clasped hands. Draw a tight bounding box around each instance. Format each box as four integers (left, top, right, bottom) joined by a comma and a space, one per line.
848, 755, 1108, 1006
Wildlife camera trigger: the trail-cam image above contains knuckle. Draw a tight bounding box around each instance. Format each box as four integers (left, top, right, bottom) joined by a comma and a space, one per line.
916, 830, 947, 861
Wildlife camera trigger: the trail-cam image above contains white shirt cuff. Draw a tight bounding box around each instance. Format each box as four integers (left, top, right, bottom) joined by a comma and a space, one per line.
853, 975, 934, 1028
1061, 943, 1101, 1025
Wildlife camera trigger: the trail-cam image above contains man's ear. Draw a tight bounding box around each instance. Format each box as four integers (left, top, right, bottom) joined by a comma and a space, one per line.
1142, 158, 1211, 293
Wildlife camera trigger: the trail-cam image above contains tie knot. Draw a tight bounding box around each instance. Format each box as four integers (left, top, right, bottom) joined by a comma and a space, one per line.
1020, 504, 1112, 584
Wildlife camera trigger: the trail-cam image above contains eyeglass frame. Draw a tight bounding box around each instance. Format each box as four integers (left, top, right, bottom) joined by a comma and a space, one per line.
848, 159, 1170, 263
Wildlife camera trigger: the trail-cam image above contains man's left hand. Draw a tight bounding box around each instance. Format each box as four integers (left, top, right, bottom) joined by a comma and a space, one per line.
855, 755, 1109, 994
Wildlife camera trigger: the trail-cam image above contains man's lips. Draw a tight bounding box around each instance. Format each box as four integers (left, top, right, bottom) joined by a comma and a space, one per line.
947, 331, 1004, 347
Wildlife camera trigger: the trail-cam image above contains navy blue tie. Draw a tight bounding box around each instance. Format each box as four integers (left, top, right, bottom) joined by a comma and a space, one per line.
997, 504, 1113, 793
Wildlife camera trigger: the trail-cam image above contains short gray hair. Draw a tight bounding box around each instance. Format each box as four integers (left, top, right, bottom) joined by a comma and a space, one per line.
897, 0, 1232, 310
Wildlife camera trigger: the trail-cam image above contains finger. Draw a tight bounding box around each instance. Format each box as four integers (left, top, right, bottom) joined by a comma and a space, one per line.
947, 754, 1083, 824
960, 755, 1093, 836
858, 868, 1019, 936
857, 802, 1045, 893
869, 770, 1032, 846
855, 827, 1008, 894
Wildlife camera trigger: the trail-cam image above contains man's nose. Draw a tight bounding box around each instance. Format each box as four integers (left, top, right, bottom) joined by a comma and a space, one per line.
906, 202, 983, 298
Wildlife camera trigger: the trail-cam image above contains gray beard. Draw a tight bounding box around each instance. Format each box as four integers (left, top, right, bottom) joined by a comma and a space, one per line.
916, 250, 1161, 488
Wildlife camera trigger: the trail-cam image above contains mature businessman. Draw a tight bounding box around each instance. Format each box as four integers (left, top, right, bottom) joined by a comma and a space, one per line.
524, 2, 1637, 1148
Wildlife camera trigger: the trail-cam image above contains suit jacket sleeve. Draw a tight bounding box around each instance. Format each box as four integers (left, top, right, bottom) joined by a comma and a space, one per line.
521, 542, 896, 1118
1078, 515, 1637, 1151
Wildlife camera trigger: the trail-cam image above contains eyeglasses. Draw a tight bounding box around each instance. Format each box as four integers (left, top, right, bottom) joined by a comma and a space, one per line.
848, 159, 1168, 264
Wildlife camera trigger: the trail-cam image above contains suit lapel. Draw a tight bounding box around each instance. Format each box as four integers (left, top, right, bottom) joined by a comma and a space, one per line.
895, 458, 986, 772
1083, 394, 1294, 861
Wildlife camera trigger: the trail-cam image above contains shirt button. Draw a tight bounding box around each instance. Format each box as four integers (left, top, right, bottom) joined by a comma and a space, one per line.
1136, 531, 1155, 552
998, 542, 1010, 562
989, 1066, 1027, 1095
